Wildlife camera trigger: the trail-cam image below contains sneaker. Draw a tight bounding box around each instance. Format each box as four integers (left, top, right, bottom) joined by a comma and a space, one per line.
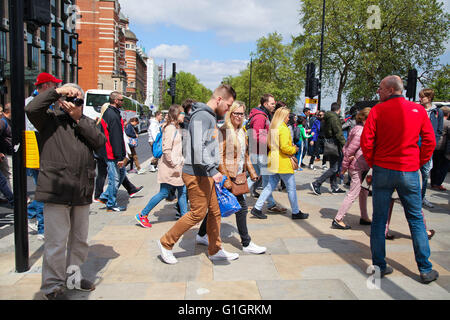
175, 212, 181, 220
243, 242, 266, 254
94, 197, 107, 204
135, 213, 152, 228
268, 205, 287, 213
148, 165, 156, 172
297, 168, 303, 171
331, 188, 346, 194
196, 234, 209, 246
310, 182, 321, 195
420, 269, 439, 284
422, 198, 434, 208
300, 163, 306, 168
322, 165, 328, 170
28, 221, 38, 232
107, 206, 126, 212
129, 186, 144, 198
44, 288, 68, 300
128, 169, 138, 174
137, 168, 147, 175
157, 240, 177, 264
309, 164, 316, 170
209, 248, 239, 261
381, 265, 394, 278
37, 233, 45, 241
250, 207, 267, 219
292, 212, 309, 220
67, 279, 96, 292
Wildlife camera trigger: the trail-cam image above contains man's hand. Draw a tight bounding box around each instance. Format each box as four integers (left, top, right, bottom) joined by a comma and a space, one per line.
60, 100, 83, 122
212, 172, 223, 184
56, 86, 81, 99
117, 160, 125, 168
310, 141, 314, 146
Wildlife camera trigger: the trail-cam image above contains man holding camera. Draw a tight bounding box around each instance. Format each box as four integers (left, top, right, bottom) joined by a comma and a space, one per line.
25, 83, 106, 300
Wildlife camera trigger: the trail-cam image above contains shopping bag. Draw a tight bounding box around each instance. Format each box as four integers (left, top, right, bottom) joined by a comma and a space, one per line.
215, 176, 241, 217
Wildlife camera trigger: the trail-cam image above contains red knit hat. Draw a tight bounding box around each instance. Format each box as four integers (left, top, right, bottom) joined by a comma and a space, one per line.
34, 72, 62, 86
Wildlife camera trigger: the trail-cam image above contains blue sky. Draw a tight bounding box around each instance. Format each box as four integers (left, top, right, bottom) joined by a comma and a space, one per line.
120, 0, 449, 111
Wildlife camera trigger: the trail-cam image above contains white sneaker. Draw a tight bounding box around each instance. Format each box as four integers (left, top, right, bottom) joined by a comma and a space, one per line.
322, 165, 328, 170
309, 164, 316, 171
148, 165, 156, 172
209, 249, 239, 261
243, 242, 266, 254
157, 240, 177, 264
137, 168, 147, 175
37, 234, 45, 241
28, 221, 38, 232
196, 234, 209, 246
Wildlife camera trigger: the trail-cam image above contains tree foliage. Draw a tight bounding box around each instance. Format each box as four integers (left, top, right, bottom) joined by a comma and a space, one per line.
162, 71, 212, 109
296, 0, 450, 106
222, 32, 304, 111
423, 64, 450, 101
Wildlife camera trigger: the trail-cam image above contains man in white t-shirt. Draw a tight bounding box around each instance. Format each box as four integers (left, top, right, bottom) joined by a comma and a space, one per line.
148, 111, 163, 172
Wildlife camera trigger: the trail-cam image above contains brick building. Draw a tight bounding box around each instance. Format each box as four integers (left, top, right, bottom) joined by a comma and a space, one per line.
0, 0, 80, 105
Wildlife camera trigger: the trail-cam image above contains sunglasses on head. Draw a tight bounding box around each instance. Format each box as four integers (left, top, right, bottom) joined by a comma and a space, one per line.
65, 97, 84, 106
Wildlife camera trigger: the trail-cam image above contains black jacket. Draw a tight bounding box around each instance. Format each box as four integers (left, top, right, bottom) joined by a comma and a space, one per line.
25, 88, 106, 205
96, 105, 126, 161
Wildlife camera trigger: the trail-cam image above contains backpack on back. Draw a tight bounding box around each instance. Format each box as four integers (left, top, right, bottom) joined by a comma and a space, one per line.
152, 127, 163, 158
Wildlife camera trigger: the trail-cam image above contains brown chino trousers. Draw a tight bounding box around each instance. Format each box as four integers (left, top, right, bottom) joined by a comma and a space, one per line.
160, 172, 222, 256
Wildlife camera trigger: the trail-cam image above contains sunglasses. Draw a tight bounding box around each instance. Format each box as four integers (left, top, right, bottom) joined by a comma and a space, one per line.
65, 97, 84, 107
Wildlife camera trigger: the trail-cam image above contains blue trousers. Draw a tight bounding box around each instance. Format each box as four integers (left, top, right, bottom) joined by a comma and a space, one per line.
371, 165, 432, 273
100, 160, 126, 208
26, 168, 44, 234
141, 183, 187, 217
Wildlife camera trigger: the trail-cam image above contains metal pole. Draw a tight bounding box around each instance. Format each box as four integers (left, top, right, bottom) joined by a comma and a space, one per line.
10, 0, 29, 273
318, 0, 326, 111
171, 62, 176, 104
248, 58, 252, 108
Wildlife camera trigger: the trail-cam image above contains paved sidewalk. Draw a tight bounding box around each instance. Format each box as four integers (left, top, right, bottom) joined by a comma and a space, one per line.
0, 161, 449, 300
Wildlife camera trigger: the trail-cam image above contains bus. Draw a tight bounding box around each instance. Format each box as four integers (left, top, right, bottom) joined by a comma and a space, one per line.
83, 89, 149, 133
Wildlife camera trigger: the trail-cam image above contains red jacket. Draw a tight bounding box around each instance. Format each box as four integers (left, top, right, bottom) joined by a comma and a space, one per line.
361, 96, 435, 172
248, 107, 271, 154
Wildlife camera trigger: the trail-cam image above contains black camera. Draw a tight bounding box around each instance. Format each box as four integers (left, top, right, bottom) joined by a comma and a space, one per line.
65, 97, 84, 107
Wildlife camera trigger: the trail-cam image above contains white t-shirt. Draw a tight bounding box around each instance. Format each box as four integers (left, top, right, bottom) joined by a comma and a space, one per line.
148, 118, 161, 143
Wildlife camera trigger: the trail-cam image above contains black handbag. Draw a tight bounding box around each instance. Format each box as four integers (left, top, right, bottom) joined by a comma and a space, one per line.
323, 138, 340, 157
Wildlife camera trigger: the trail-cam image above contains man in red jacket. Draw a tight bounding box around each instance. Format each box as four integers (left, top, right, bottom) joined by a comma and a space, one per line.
361, 75, 438, 284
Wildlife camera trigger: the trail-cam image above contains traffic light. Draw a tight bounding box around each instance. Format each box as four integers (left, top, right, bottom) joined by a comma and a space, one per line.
305, 62, 319, 98
167, 77, 176, 97
406, 68, 418, 101
24, 0, 51, 26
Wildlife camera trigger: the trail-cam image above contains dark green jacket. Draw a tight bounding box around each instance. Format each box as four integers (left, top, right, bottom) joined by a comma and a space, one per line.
323, 111, 346, 148
25, 88, 106, 206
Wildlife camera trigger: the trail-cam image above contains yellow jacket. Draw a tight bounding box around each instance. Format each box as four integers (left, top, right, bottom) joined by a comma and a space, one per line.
268, 122, 298, 174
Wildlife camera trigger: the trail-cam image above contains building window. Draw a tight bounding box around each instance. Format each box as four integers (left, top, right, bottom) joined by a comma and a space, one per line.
52, 58, 57, 77
27, 33, 39, 70
126, 44, 130, 49
40, 53, 47, 72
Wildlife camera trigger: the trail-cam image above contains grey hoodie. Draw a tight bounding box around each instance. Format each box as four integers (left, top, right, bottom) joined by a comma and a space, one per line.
182, 102, 220, 177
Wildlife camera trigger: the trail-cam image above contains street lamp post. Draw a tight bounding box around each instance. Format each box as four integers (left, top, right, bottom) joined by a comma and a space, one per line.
248, 57, 253, 109
318, 0, 326, 111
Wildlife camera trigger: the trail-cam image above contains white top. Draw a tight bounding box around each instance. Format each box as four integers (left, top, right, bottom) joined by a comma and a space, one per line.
25, 96, 37, 132
237, 131, 246, 174
148, 118, 161, 143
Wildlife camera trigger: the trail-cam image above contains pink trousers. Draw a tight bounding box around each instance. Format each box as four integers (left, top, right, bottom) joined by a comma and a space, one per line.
335, 169, 370, 221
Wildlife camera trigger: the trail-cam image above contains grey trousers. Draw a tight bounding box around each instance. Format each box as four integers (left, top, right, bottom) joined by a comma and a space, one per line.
41, 203, 90, 295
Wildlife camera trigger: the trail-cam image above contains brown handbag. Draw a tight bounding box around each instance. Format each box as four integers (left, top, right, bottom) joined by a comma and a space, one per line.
230, 172, 250, 196
289, 155, 299, 171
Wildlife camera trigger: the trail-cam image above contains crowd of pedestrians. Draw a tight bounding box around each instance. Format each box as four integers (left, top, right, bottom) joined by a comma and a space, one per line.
8, 71, 448, 300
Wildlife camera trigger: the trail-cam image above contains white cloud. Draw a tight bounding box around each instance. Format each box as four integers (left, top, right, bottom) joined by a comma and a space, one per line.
120, 0, 301, 43
149, 44, 190, 60
177, 59, 248, 90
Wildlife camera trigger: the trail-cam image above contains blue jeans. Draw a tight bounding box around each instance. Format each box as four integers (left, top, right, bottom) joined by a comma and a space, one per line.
255, 173, 299, 214
100, 160, 126, 208
26, 168, 44, 234
247, 153, 276, 208
371, 165, 432, 273
420, 158, 432, 200
0, 170, 13, 204
141, 183, 187, 217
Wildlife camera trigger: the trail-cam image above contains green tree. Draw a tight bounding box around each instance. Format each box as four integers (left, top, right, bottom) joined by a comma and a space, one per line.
296, 0, 449, 106
223, 32, 304, 111
162, 71, 212, 108
423, 64, 450, 101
